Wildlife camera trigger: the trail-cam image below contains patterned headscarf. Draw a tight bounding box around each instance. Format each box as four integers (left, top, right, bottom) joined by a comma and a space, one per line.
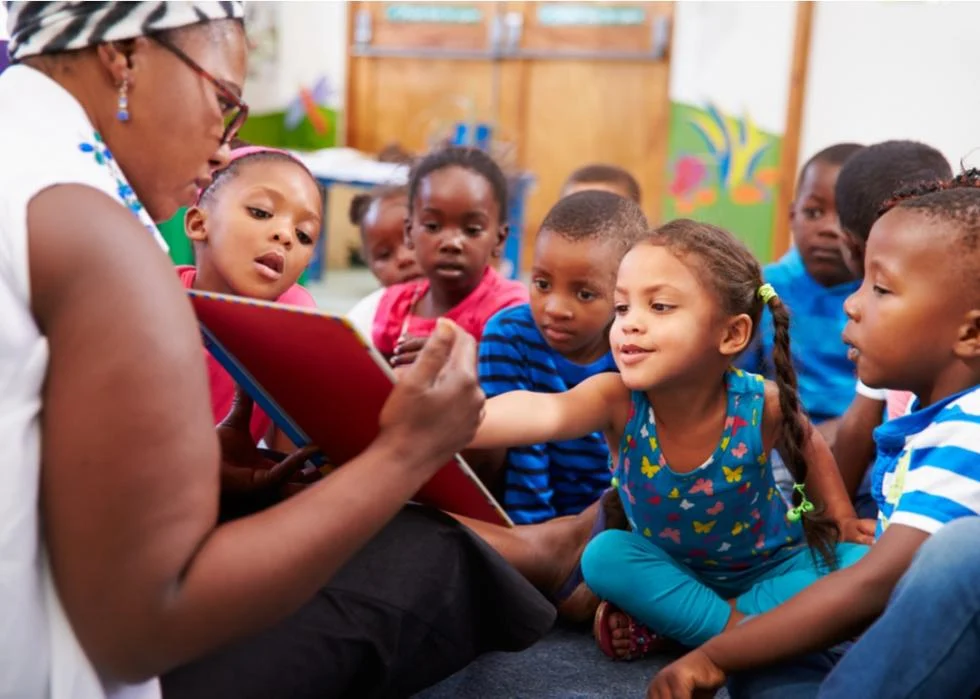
5, 1, 244, 62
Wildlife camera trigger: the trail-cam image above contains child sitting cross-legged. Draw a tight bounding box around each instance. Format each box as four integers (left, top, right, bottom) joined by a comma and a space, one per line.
469, 220, 872, 660
479, 190, 647, 524
649, 172, 980, 699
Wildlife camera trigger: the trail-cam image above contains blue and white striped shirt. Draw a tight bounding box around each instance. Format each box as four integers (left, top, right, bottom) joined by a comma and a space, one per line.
478, 304, 617, 524
873, 384, 980, 537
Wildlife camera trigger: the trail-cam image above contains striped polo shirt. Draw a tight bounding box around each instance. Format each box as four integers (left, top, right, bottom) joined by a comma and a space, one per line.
478, 304, 617, 524
873, 384, 980, 537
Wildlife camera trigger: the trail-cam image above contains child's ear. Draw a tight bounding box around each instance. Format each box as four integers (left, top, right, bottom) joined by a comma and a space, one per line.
953, 309, 980, 360
184, 206, 209, 243
719, 313, 753, 357
493, 224, 510, 259
788, 200, 796, 224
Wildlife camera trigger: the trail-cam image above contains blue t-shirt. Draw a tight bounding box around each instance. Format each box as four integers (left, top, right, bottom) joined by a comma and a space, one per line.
739, 249, 859, 423
873, 384, 980, 538
478, 304, 617, 524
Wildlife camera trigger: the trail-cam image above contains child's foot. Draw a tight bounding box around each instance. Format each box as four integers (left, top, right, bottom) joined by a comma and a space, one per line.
593, 601, 669, 660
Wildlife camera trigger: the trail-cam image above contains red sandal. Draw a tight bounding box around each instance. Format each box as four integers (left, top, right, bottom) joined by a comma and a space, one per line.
593, 601, 668, 661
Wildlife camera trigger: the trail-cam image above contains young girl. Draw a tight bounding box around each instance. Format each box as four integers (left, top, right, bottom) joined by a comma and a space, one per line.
470, 219, 871, 659
180, 145, 322, 447
648, 175, 980, 699
371, 147, 528, 366
346, 185, 421, 339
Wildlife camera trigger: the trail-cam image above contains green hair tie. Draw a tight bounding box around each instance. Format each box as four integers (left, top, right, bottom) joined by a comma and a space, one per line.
786, 483, 814, 523
758, 283, 778, 305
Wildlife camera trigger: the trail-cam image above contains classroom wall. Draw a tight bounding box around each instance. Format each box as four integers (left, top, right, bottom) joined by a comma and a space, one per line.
798, 1, 980, 168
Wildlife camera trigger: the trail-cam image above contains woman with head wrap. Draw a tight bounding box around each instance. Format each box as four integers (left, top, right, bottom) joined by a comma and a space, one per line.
0, 3, 558, 698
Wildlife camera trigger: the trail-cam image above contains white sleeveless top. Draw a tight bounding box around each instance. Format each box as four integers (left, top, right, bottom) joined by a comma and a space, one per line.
0, 65, 161, 699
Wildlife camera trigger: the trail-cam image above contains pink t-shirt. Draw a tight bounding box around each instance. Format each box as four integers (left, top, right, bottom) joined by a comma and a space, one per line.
372, 266, 528, 356
177, 266, 317, 443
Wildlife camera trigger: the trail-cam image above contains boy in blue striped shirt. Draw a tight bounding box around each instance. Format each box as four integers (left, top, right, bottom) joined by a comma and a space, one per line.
479, 191, 647, 524
647, 174, 980, 695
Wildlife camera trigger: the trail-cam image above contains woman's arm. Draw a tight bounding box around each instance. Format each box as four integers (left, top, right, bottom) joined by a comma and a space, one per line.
469, 372, 626, 450
31, 186, 485, 683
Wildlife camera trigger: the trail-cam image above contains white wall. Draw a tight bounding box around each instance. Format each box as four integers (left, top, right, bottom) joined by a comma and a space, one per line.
799, 1, 980, 168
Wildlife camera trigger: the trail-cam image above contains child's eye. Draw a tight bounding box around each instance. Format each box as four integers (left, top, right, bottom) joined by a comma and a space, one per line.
803, 207, 823, 220
374, 249, 392, 261
577, 289, 597, 302
872, 284, 891, 296
217, 96, 236, 114
247, 206, 271, 219
614, 303, 629, 315
651, 302, 674, 312
466, 226, 484, 236
532, 278, 550, 292
423, 222, 440, 233
296, 230, 313, 245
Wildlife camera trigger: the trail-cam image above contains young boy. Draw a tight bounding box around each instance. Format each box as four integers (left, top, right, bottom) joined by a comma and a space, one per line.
740, 143, 865, 441
647, 178, 980, 698
561, 163, 642, 204
830, 141, 952, 517
478, 191, 647, 524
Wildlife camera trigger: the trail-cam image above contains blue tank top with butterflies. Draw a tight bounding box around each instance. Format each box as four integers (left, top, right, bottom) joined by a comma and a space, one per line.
612, 368, 804, 576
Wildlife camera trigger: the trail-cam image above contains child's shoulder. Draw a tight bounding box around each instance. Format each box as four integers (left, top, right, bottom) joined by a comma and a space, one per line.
484, 302, 535, 331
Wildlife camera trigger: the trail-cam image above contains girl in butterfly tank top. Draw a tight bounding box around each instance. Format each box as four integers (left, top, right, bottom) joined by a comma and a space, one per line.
469, 220, 874, 660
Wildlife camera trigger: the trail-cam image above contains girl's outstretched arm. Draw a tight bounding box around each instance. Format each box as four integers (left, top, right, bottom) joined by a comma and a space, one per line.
471, 372, 626, 450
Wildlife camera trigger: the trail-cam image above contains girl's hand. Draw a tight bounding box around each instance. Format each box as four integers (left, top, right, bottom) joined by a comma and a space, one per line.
838, 517, 877, 546
391, 335, 427, 369
647, 649, 727, 699
217, 386, 320, 495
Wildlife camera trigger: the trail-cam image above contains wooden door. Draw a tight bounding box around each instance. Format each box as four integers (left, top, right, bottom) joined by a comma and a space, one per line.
346, 1, 674, 272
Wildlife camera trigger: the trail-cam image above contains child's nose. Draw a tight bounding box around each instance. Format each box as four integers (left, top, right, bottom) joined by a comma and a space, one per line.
439, 230, 464, 251
544, 296, 573, 319
843, 288, 860, 320
395, 247, 417, 269
272, 231, 293, 249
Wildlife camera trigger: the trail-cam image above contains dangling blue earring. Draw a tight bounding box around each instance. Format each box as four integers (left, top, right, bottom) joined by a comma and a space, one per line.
116, 78, 130, 122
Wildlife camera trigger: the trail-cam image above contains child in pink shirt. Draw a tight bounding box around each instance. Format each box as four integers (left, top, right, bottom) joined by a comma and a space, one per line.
372, 147, 528, 366
178, 145, 322, 444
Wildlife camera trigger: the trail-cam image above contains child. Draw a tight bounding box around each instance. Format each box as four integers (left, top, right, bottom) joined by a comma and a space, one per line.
479, 190, 648, 524
180, 145, 322, 446
739, 143, 865, 440
470, 220, 869, 659
561, 163, 642, 204
372, 147, 528, 365
648, 175, 980, 698
346, 185, 421, 339
830, 141, 952, 516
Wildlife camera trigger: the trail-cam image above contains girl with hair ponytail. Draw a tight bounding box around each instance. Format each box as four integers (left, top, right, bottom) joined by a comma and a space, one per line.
469, 219, 872, 660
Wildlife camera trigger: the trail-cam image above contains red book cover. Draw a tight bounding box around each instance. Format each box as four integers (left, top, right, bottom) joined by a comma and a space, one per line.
188, 290, 512, 527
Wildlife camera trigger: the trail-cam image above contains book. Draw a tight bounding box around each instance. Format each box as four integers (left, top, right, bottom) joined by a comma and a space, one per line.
188, 289, 512, 527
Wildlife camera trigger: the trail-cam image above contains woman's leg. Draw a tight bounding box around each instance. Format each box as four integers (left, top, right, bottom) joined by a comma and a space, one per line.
580, 529, 734, 647
162, 506, 555, 699
735, 543, 868, 617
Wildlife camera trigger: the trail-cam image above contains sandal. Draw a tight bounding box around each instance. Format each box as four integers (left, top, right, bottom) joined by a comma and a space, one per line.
593, 601, 666, 661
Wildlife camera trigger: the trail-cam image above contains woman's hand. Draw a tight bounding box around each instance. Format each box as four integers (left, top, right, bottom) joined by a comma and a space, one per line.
217, 387, 320, 496
379, 319, 485, 473
647, 649, 727, 699
838, 517, 877, 546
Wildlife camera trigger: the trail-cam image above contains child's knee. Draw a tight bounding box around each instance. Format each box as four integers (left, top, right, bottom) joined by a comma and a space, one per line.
581, 529, 638, 598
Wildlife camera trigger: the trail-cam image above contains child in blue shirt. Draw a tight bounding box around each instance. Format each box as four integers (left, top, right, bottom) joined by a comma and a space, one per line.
740, 143, 865, 437
479, 190, 648, 523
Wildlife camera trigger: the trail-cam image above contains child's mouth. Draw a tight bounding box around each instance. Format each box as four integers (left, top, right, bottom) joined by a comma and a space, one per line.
254, 251, 285, 281
433, 263, 466, 278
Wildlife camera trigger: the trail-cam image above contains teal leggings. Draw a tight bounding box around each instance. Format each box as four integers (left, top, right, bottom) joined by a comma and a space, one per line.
581, 529, 868, 647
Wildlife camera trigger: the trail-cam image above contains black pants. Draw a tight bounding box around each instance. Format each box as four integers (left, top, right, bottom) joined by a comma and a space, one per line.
162, 505, 555, 699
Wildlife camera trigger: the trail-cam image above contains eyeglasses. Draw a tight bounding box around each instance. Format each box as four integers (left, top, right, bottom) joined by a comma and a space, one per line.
150, 34, 249, 146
